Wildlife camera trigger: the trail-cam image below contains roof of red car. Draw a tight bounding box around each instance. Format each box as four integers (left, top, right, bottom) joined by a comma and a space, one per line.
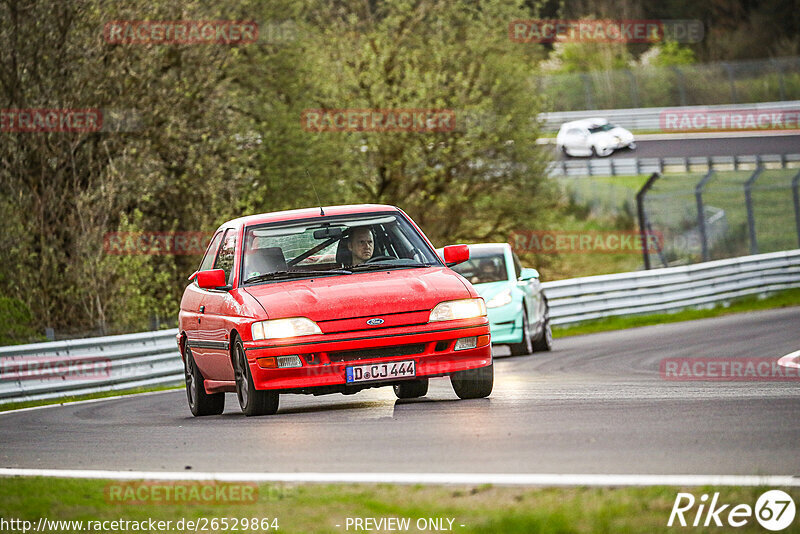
219, 204, 400, 230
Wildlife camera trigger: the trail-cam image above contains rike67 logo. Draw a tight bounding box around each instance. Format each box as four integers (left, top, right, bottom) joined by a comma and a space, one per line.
668, 490, 796, 530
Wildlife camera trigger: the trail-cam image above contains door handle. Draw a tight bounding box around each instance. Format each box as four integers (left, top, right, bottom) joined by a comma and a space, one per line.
199, 305, 205, 313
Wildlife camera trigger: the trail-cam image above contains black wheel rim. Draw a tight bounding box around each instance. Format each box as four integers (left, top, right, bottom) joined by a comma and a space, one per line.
235, 343, 248, 408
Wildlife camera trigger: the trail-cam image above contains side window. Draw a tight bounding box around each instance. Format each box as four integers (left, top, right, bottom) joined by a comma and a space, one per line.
214, 229, 237, 285
198, 232, 223, 273
512, 252, 522, 280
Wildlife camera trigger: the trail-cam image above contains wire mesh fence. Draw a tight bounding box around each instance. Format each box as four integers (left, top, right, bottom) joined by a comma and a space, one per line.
639, 168, 800, 268
558, 175, 637, 218
540, 56, 800, 111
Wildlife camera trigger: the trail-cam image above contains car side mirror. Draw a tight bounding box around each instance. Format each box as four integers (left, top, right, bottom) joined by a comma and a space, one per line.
196, 269, 228, 289
442, 244, 469, 266
519, 267, 539, 281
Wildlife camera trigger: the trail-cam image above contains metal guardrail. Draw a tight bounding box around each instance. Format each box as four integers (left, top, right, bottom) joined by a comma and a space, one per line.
539, 100, 800, 133
542, 249, 800, 325
547, 153, 800, 177
1, 249, 798, 404
0, 330, 182, 405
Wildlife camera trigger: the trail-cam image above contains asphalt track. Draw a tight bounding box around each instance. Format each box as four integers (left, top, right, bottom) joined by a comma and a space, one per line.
556, 132, 800, 160
1, 307, 798, 476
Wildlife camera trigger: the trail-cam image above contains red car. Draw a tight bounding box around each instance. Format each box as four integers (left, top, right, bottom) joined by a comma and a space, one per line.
178, 204, 493, 416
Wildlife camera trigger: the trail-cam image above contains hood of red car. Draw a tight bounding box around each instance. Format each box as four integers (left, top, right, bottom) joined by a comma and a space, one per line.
243, 267, 472, 323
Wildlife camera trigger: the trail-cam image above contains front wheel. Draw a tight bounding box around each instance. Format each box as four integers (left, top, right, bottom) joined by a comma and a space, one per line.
184, 346, 224, 417
393, 378, 429, 399
233, 338, 279, 416
509, 310, 533, 356
533, 318, 553, 352
451, 363, 493, 399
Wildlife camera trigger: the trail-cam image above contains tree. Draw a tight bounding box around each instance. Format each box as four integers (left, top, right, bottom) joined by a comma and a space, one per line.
302, 0, 554, 245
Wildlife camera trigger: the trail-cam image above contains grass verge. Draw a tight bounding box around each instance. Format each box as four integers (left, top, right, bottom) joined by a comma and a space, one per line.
553, 287, 800, 338
0, 384, 183, 413
1, 477, 798, 534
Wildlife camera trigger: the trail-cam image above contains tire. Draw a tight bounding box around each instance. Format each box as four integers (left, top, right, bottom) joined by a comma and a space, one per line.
233, 337, 279, 416
509, 310, 533, 356
393, 378, 429, 399
184, 345, 224, 417
533, 318, 553, 352
593, 145, 612, 158
451, 363, 493, 399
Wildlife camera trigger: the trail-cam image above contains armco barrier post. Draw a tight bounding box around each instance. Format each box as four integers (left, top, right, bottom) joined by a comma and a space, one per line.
695, 170, 715, 262
793, 169, 800, 248
636, 172, 661, 270
722, 62, 737, 103
581, 73, 594, 109
744, 166, 764, 255
671, 66, 688, 106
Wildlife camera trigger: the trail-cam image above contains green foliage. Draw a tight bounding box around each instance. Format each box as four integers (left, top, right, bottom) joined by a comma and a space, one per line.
304, 1, 553, 245
545, 42, 633, 73
0, 0, 554, 338
646, 41, 696, 67
0, 296, 43, 345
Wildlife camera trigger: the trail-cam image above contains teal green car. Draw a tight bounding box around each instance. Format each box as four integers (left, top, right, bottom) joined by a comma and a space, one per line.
443, 243, 552, 355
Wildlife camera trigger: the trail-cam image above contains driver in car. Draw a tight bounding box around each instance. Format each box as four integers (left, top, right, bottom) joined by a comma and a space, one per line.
347, 226, 374, 266
472, 258, 500, 284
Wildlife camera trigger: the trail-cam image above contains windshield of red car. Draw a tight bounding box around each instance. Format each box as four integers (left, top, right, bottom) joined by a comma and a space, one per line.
241, 213, 441, 283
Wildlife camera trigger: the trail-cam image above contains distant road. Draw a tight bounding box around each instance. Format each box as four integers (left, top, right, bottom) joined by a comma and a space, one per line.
554, 132, 800, 160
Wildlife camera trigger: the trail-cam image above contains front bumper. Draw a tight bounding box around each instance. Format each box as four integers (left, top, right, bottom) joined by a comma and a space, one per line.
243, 319, 492, 391
486, 302, 524, 344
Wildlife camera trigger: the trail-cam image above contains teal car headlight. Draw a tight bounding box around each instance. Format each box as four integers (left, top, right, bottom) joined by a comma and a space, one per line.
486, 288, 512, 309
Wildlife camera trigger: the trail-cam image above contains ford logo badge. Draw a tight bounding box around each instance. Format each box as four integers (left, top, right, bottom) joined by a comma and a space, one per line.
366, 318, 384, 326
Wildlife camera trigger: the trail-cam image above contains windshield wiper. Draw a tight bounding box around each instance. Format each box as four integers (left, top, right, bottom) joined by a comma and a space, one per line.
350, 262, 435, 271
244, 269, 352, 284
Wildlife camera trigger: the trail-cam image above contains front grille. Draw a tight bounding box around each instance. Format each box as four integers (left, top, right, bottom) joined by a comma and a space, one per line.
329, 343, 426, 363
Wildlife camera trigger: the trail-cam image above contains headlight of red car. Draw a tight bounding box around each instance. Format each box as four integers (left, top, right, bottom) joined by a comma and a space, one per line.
251, 317, 322, 340
429, 298, 487, 322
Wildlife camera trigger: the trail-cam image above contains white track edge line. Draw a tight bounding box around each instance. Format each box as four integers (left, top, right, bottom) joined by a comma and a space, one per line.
778, 350, 800, 369
0, 469, 798, 487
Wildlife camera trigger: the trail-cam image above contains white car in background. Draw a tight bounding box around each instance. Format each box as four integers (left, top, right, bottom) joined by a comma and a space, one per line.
556, 118, 636, 157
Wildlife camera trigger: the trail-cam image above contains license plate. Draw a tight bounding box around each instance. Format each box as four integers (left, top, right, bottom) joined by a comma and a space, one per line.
346, 360, 416, 384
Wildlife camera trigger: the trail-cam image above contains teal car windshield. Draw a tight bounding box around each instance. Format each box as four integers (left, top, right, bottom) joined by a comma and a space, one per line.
451, 252, 508, 284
